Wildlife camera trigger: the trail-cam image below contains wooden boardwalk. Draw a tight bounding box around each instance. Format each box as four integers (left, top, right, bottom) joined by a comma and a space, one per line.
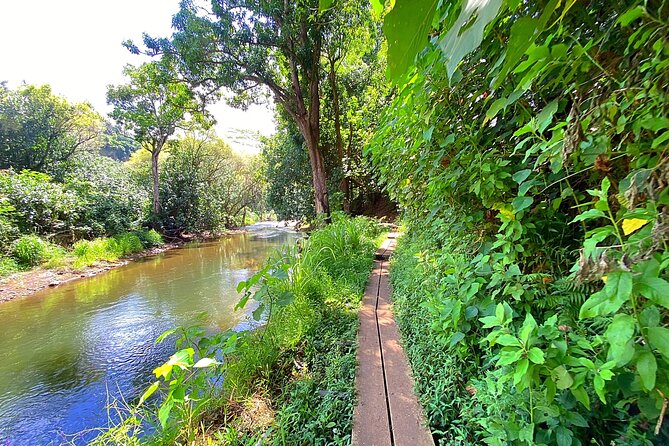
352, 233, 434, 446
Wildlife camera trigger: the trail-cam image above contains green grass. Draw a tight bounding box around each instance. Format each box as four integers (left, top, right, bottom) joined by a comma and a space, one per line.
72, 233, 157, 268
0, 256, 22, 278
0, 230, 164, 274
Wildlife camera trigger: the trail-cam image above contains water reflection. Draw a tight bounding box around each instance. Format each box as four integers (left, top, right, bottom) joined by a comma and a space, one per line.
0, 225, 298, 445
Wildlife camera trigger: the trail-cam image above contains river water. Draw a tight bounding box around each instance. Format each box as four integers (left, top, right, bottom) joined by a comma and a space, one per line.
0, 223, 299, 445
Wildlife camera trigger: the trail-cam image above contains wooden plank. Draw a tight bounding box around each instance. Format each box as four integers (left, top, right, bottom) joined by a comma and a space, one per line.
354, 234, 432, 446
353, 263, 392, 446
377, 254, 434, 446
377, 302, 434, 446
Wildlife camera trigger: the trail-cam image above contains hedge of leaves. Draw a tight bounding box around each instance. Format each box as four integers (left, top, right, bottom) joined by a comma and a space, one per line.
368, 1, 669, 445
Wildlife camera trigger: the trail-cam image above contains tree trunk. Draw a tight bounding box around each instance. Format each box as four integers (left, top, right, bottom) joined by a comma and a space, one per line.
328, 57, 350, 213
303, 129, 330, 216
151, 148, 161, 218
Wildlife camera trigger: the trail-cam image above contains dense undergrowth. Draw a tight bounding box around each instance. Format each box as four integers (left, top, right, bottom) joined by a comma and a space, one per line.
0, 229, 163, 278
87, 215, 382, 445
369, 1, 669, 445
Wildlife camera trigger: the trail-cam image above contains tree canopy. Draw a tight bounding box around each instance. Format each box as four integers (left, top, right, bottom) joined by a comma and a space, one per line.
132, 0, 338, 216
107, 60, 206, 218
0, 84, 102, 171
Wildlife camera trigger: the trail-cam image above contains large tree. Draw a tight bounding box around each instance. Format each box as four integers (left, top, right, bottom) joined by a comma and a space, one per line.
0, 83, 102, 171
133, 0, 333, 216
106, 61, 204, 219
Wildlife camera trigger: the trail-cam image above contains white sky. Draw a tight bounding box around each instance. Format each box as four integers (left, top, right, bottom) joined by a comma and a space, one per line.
0, 0, 275, 154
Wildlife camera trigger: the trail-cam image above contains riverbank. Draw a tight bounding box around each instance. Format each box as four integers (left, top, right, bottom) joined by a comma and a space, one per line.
88, 216, 384, 445
0, 242, 176, 302
0, 229, 250, 303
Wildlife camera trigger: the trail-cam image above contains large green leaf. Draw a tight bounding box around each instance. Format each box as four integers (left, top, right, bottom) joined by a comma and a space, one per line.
492, 0, 558, 87
370, 0, 383, 15
319, 0, 335, 11
438, 0, 504, 80
383, 0, 440, 83
580, 271, 633, 318
635, 277, 669, 309
636, 351, 657, 391
604, 314, 635, 366
647, 327, 669, 360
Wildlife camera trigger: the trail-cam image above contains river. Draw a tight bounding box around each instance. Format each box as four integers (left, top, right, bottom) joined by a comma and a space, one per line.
0, 223, 299, 445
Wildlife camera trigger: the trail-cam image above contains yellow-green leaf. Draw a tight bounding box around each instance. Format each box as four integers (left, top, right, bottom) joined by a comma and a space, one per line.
154, 363, 173, 379
622, 218, 650, 235
139, 381, 160, 406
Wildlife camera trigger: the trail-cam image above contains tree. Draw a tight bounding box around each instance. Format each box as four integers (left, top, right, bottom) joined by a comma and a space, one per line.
322, 0, 376, 212
159, 134, 263, 232
0, 83, 102, 171
99, 121, 141, 161
133, 0, 334, 216
262, 119, 315, 220
106, 61, 204, 220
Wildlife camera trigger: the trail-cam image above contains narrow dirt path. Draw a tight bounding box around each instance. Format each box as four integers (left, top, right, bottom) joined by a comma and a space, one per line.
352, 233, 434, 446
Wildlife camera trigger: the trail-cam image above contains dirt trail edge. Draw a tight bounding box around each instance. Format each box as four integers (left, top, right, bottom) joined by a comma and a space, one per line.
352, 233, 434, 446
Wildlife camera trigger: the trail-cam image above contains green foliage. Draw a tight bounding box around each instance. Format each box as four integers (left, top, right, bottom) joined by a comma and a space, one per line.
72, 233, 145, 268
262, 119, 316, 220
132, 229, 163, 248
0, 83, 102, 172
107, 62, 205, 148
96, 217, 381, 445
0, 169, 87, 238
0, 162, 147, 242
383, 0, 438, 82
0, 256, 21, 278
99, 122, 141, 161
369, 1, 669, 444
11, 234, 48, 266
60, 152, 149, 235
158, 135, 262, 232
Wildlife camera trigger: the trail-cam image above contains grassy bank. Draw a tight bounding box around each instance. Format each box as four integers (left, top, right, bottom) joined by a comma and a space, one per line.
0, 229, 164, 279
88, 215, 383, 445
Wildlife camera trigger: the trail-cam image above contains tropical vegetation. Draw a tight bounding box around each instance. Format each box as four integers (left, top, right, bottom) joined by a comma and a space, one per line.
2, 0, 668, 445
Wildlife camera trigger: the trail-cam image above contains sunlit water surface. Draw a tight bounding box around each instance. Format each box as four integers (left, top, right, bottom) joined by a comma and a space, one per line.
0, 223, 299, 445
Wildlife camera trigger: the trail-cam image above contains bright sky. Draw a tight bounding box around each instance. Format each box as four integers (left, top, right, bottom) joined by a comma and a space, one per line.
0, 0, 275, 154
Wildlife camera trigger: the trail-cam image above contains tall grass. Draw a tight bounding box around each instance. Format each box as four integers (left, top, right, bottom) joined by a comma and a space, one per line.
73, 232, 158, 268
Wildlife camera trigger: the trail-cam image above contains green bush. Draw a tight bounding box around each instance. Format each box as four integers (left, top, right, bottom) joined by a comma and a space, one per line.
133, 229, 163, 248
72, 238, 118, 268
367, 2, 669, 445
112, 233, 144, 256
0, 256, 21, 278
0, 170, 86, 238
42, 244, 68, 268
11, 235, 48, 266
72, 233, 148, 268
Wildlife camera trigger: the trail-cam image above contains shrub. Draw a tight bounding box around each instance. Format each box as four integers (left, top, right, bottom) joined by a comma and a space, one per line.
0, 170, 86, 238
112, 233, 144, 256
72, 238, 119, 268
42, 244, 68, 268
72, 232, 150, 268
133, 229, 163, 248
11, 235, 48, 266
0, 256, 21, 278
